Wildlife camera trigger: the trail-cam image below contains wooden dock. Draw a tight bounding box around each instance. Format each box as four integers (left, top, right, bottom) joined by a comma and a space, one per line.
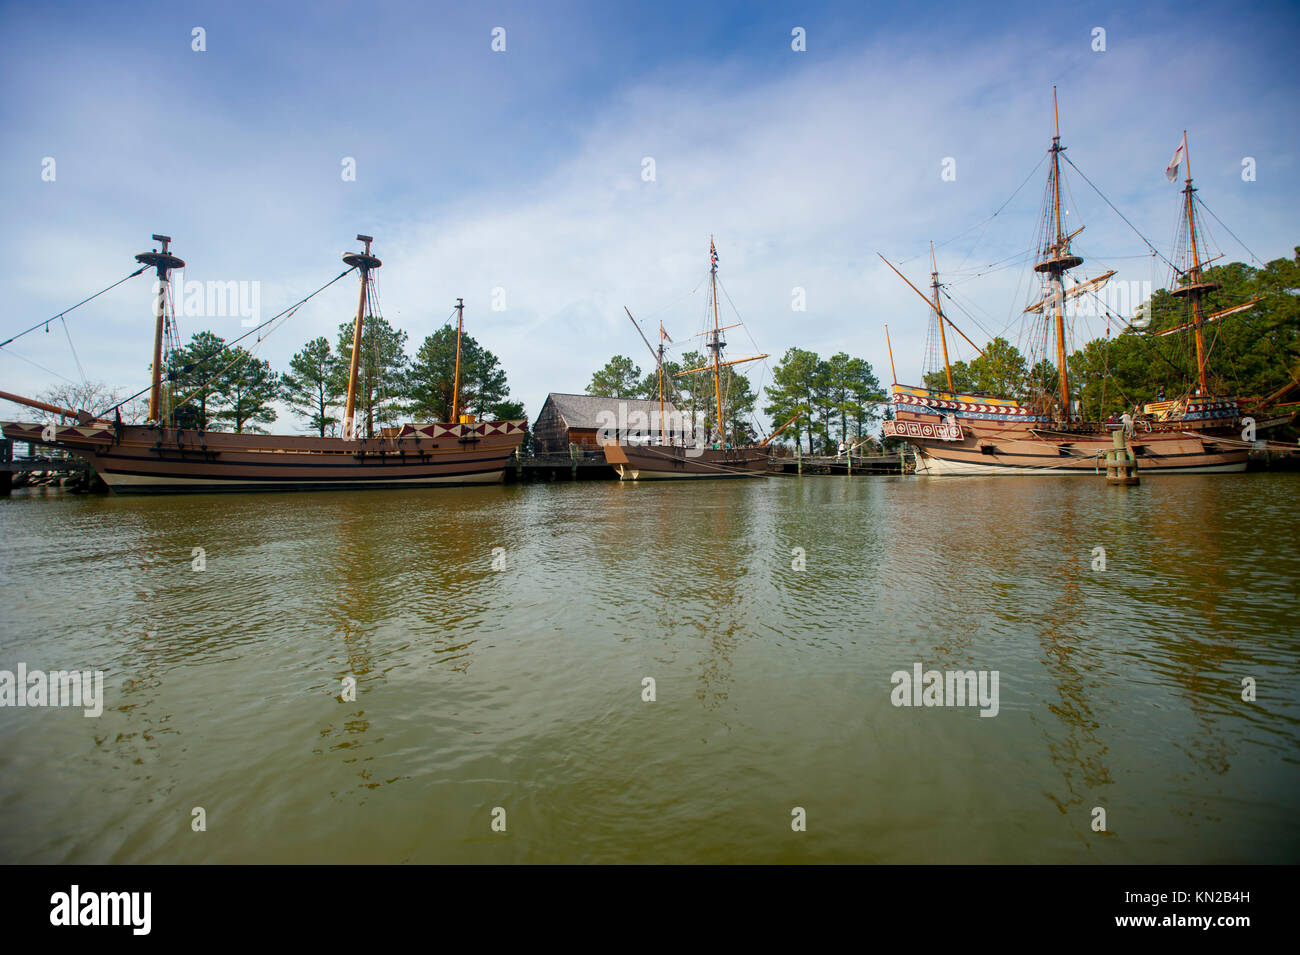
1, 438, 96, 493
1247, 447, 1300, 471
504, 445, 907, 482
506, 449, 617, 483
769, 452, 906, 475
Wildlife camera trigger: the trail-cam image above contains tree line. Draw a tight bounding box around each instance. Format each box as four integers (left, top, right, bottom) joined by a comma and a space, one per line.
587, 348, 884, 452
163, 315, 523, 436
921, 250, 1300, 420
36, 251, 1294, 445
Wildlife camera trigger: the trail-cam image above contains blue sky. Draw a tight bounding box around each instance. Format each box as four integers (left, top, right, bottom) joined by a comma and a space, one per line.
1, 0, 1297, 427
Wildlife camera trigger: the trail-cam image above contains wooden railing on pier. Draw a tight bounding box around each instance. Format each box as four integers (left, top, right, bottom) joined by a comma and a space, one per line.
768, 450, 908, 475
507, 446, 618, 482
1, 438, 95, 493
505, 444, 909, 482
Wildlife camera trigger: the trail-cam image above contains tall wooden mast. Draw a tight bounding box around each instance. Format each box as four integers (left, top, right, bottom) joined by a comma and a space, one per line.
135, 234, 184, 424
624, 306, 678, 444
342, 234, 381, 439
1034, 88, 1082, 418
884, 324, 898, 385
451, 298, 464, 422
930, 241, 954, 391
667, 241, 766, 441
709, 236, 724, 440
1169, 132, 1218, 395
1156, 134, 1260, 379
879, 253, 988, 366
657, 322, 666, 441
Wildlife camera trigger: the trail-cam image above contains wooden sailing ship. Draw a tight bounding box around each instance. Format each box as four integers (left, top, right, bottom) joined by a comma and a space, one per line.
881, 92, 1252, 475
0, 234, 526, 492
603, 237, 773, 480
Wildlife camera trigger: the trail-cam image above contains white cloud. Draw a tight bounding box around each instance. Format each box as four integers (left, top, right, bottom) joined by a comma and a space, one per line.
2, 14, 1295, 428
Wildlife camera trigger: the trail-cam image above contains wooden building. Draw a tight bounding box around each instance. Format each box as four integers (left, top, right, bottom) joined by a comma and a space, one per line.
533, 393, 682, 453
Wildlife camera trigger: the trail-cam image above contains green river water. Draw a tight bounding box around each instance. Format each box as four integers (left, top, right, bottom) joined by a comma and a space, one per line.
0, 473, 1297, 863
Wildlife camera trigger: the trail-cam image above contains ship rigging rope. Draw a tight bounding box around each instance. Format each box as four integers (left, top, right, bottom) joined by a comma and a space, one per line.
1060, 154, 1177, 274
902, 153, 1049, 268
658, 450, 768, 477
1194, 195, 1265, 267
626, 303, 690, 415
2, 347, 77, 384
96, 266, 358, 418
1101, 326, 1111, 414
363, 270, 396, 438
1081, 289, 1187, 385
628, 280, 705, 421
163, 281, 185, 376
161, 302, 303, 423
1062, 165, 1083, 238
639, 273, 709, 324
0, 265, 148, 349
713, 274, 772, 441
944, 248, 1035, 286
59, 314, 87, 384
366, 271, 408, 443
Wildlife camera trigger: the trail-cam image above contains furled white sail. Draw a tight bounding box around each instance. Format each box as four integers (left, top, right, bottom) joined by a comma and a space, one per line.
1155, 298, 1261, 336
1023, 270, 1116, 313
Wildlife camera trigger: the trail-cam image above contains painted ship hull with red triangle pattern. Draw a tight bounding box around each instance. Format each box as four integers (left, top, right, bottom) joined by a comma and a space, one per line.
884, 384, 1247, 475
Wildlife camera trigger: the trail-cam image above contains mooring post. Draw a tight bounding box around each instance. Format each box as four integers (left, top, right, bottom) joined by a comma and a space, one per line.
569, 442, 578, 480
1106, 428, 1140, 485
796, 442, 802, 475
0, 440, 11, 496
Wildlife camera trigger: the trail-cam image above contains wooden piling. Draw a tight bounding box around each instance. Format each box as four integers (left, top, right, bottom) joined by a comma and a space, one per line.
1105, 429, 1140, 485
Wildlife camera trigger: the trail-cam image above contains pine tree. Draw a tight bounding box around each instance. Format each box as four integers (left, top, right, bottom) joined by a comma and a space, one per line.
406, 326, 520, 421
845, 357, 885, 444
721, 367, 756, 444
674, 350, 709, 433
333, 315, 408, 438
169, 330, 229, 429
214, 348, 279, 433
586, 355, 642, 397
763, 347, 820, 453
281, 337, 342, 436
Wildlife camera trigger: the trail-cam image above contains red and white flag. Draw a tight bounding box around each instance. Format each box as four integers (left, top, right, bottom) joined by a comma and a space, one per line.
1165, 141, 1185, 182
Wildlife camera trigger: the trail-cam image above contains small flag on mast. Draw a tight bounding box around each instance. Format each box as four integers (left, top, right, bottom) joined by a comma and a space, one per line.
660, 322, 673, 343
710, 239, 719, 267
1165, 141, 1186, 182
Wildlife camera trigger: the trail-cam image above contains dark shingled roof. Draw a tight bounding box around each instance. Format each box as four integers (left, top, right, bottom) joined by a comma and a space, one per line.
545, 392, 680, 430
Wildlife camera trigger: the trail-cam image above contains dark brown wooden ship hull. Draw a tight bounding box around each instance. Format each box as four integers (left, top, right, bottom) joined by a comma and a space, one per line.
603, 442, 769, 480
0, 420, 527, 493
